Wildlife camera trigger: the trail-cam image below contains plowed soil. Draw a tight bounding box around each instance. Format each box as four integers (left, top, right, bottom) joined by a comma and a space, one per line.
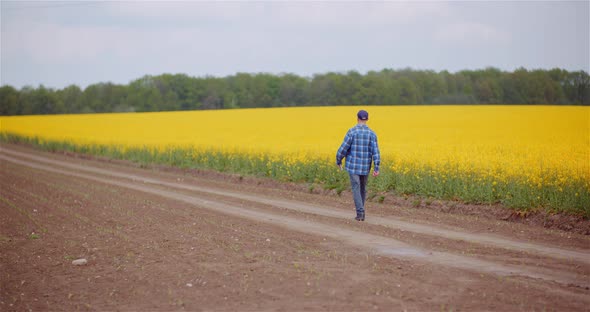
1, 143, 589, 311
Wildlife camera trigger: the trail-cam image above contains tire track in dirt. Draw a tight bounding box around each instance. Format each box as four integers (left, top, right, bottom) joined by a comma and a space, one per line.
1, 150, 589, 290
2, 148, 588, 266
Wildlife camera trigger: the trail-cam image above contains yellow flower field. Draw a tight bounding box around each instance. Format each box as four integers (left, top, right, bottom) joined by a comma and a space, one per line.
1, 105, 588, 214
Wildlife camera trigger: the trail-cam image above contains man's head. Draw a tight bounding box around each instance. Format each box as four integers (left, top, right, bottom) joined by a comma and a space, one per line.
357, 110, 369, 122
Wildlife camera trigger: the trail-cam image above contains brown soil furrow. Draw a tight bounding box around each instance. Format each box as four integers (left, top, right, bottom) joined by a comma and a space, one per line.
3, 144, 590, 311
1, 147, 588, 266
1, 151, 589, 291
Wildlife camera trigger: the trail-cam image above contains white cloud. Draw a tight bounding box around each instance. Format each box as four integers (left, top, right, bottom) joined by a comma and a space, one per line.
268, 2, 450, 26
4, 18, 125, 63
1, 1, 453, 67
4, 17, 206, 65
434, 22, 510, 45
102, 1, 451, 27
104, 1, 256, 24
1, 1, 587, 89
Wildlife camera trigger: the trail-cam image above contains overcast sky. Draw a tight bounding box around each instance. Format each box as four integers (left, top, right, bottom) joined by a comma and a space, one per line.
1, 1, 589, 89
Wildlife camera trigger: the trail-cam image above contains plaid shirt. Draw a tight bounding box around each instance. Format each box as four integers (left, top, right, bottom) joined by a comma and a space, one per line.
336, 124, 380, 175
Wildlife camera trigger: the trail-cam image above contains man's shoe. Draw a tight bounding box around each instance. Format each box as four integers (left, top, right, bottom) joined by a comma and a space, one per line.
355, 215, 363, 221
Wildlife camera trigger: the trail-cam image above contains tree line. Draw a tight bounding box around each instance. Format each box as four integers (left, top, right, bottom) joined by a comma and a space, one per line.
1, 67, 588, 115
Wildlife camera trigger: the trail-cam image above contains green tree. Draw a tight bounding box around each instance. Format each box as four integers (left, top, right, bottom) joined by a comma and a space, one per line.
564, 71, 590, 105
0, 86, 19, 115
278, 74, 308, 106
309, 73, 337, 106
1, 68, 588, 116
57, 85, 83, 113
29, 85, 64, 114
398, 78, 419, 104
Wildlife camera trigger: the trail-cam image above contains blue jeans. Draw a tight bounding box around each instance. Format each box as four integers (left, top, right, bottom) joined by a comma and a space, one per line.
349, 173, 368, 216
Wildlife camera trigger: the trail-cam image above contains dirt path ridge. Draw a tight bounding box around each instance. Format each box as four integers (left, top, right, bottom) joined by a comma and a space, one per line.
1, 149, 589, 290
2, 148, 588, 265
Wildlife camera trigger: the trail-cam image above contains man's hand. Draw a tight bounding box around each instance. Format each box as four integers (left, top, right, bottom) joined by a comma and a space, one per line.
338, 164, 343, 171
372, 170, 380, 177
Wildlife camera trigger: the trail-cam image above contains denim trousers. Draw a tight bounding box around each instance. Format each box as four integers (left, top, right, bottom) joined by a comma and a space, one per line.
348, 173, 368, 216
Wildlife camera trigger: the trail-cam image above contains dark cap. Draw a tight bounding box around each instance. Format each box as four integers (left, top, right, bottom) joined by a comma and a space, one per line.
357, 110, 369, 120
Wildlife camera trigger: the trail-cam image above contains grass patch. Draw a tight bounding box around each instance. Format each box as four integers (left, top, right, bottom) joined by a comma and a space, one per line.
2, 132, 588, 218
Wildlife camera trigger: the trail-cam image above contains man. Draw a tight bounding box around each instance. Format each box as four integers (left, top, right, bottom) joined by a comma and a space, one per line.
336, 109, 380, 221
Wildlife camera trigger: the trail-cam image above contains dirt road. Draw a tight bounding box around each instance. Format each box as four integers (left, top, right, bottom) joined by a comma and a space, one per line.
1, 143, 589, 311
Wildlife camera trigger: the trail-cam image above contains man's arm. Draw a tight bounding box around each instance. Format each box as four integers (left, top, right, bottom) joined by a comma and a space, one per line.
371, 133, 380, 176
336, 130, 352, 167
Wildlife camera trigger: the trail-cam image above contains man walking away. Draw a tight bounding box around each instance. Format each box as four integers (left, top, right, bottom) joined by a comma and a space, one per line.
336, 110, 380, 221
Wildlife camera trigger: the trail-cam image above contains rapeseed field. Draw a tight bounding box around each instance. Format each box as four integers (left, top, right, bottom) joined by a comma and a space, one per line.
1, 105, 588, 215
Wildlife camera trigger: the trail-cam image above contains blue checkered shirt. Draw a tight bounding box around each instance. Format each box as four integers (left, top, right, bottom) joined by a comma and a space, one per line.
336, 124, 380, 175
